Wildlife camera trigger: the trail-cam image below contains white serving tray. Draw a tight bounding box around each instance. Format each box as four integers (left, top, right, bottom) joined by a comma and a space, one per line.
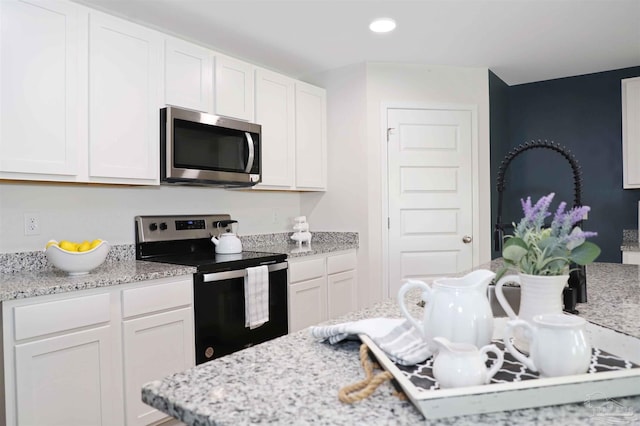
360, 317, 640, 419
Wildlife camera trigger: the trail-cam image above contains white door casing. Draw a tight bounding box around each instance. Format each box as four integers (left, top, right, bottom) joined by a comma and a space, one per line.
385, 105, 476, 298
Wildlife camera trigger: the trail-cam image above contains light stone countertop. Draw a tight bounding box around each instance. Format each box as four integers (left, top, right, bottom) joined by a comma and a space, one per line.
0, 260, 197, 301
242, 231, 358, 258
141, 262, 640, 426
621, 229, 639, 252
0, 232, 358, 301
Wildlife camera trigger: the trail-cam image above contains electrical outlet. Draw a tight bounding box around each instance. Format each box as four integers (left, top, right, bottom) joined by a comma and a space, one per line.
24, 213, 40, 236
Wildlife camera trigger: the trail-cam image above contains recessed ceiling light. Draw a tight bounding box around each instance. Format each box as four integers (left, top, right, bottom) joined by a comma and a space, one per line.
369, 18, 396, 33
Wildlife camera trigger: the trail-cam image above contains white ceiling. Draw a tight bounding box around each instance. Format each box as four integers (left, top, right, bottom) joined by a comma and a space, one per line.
74, 0, 640, 85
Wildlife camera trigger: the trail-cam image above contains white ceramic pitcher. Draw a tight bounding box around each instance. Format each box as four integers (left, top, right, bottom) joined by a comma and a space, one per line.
397, 269, 496, 351
494, 273, 568, 352
432, 337, 504, 388
504, 313, 591, 377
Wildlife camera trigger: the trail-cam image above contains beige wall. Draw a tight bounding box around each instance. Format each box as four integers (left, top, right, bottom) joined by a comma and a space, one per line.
0, 181, 301, 252
308, 62, 491, 307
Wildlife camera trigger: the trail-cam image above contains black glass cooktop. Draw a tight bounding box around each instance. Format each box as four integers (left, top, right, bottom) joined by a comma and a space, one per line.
142, 250, 287, 273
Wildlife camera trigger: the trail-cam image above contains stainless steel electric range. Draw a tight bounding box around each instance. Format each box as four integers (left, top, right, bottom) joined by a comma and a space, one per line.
135, 214, 288, 364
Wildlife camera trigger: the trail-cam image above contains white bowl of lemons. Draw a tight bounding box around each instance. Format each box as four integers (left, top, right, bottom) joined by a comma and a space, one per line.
45, 239, 110, 275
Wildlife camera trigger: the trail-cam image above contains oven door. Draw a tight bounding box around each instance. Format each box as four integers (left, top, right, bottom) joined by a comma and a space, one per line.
161, 106, 261, 186
193, 262, 288, 364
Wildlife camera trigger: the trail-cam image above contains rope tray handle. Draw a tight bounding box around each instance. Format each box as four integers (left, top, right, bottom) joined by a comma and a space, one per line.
338, 343, 405, 403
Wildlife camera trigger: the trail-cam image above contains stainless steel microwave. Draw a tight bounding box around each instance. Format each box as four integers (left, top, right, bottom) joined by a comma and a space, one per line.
160, 106, 261, 186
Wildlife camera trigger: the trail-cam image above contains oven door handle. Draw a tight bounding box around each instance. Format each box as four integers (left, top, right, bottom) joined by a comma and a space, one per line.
202, 261, 288, 282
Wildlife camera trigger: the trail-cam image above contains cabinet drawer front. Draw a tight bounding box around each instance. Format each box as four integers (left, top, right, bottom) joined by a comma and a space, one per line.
122, 278, 192, 318
14, 293, 110, 340
327, 251, 357, 275
289, 258, 325, 283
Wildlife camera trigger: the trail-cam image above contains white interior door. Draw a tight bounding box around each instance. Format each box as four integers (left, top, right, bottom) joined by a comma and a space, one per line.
387, 107, 474, 297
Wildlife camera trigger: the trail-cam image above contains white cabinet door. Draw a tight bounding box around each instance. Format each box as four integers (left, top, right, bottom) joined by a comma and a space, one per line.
14, 326, 117, 426
288, 277, 327, 333
214, 54, 254, 121
254, 68, 295, 189
295, 81, 327, 190
327, 270, 358, 319
122, 307, 195, 426
165, 37, 213, 113
623, 77, 640, 188
622, 251, 640, 265
88, 11, 161, 184
0, 0, 80, 180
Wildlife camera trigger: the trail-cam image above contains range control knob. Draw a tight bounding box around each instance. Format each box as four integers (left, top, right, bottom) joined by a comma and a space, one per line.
159, 222, 168, 231
149, 223, 158, 231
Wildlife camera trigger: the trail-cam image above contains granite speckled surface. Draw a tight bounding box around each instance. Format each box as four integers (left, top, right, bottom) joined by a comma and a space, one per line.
242, 231, 358, 257
142, 262, 640, 425
0, 243, 135, 274
0, 261, 196, 301
621, 229, 639, 252
0, 232, 357, 301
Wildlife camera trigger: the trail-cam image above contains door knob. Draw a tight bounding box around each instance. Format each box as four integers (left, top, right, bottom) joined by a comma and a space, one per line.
462, 235, 473, 244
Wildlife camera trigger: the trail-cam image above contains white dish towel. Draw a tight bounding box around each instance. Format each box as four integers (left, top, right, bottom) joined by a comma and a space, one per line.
244, 265, 269, 329
310, 318, 432, 366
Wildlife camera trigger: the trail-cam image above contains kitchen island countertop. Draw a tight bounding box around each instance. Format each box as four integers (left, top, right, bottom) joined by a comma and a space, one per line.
142, 262, 640, 425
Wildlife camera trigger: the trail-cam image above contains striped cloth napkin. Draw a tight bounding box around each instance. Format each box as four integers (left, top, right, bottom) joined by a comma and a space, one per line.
244, 265, 269, 329
310, 318, 432, 365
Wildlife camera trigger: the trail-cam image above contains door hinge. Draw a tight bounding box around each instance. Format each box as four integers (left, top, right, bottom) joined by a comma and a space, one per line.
387, 217, 391, 229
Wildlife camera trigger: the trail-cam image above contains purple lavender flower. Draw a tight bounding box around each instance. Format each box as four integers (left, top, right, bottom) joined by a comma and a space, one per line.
551, 201, 566, 237
521, 196, 533, 218
564, 227, 598, 250
506, 193, 600, 275
568, 206, 590, 226
516, 193, 554, 235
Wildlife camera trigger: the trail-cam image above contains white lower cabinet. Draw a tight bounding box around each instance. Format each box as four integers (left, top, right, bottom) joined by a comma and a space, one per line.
288, 250, 357, 333
1, 275, 194, 426
289, 277, 327, 333
122, 308, 193, 426
327, 270, 358, 319
15, 326, 116, 426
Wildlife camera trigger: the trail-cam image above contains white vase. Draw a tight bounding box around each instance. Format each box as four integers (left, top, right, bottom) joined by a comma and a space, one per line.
495, 273, 568, 352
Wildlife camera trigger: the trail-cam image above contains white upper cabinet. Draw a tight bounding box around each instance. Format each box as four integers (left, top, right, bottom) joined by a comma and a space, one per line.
214, 54, 254, 121
0, 0, 80, 181
165, 37, 213, 113
0, 1, 327, 188
88, 10, 161, 184
295, 81, 327, 190
254, 68, 296, 189
623, 77, 640, 189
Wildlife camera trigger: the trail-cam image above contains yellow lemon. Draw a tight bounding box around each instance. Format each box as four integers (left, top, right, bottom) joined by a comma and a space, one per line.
59, 240, 77, 252
45, 240, 58, 249
90, 239, 102, 249
78, 241, 91, 252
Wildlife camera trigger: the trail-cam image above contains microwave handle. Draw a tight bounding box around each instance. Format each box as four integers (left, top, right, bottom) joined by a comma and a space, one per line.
245, 132, 255, 173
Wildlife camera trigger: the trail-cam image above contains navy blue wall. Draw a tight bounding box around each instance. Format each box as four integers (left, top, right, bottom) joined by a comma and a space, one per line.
490, 66, 640, 262
489, 71, 511, 258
